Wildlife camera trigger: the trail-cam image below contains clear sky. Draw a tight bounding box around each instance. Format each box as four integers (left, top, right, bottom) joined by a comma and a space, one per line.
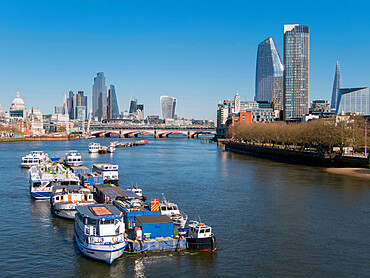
0, 0, 369, 120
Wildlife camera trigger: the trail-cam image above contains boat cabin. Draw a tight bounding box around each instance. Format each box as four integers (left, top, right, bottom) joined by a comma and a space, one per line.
65, 151, 83, 166
75, 205, 125, 242
188, 221, 212, 239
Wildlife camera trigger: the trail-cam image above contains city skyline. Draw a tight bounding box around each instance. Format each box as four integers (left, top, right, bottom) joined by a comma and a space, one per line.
0, 1, 369, 120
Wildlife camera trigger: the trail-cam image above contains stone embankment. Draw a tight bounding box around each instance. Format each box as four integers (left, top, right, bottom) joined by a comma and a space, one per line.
223, 141, 370, 171
0, 136, 75, 143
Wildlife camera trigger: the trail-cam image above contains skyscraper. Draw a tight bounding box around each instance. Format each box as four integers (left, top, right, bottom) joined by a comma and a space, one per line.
283, 24, 310, 120
67, 90, 75, 119
75, 91, 87, 120
330, 61, 342, 110
107, 85, 120, 119
160, 96, 177, 120
255, 37, 284, 110
92, 72, 107, 121
129, 93, 137, 114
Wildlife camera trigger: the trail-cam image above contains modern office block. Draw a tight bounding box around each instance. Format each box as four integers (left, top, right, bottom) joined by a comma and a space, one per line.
283, 24, 310, 120
92, 72, 107, 121
336, 87, 370, 116
160, 96, 177, 120
255, 37, 284, 110
107, 85, 120, 119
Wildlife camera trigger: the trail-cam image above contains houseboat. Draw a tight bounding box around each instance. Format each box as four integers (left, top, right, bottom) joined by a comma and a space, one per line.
21, 151, 49, 168
159, 196, 188, 229
74, 204, 127, 264
89, 142, 101, 153
51, 185, 94, 219
186, 221, 217, 251
65, 151, 83, 167
29, 163, 80, 199
92, 164, 119, 184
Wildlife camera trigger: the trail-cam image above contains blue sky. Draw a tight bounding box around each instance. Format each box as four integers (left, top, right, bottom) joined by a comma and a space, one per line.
0, 0, 369, 120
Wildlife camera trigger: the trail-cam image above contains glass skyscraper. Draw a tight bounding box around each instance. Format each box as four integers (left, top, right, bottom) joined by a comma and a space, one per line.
107, 85, 120, 119
283, 24, 310, 120
160, 96, 177, 119
129, 93, 137, 114
255, 37, 284, 110
92, 72, 107, 121
330, 61, 342, 110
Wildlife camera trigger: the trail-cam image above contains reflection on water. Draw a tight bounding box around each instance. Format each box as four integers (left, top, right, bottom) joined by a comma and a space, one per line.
0, 139, 369, 277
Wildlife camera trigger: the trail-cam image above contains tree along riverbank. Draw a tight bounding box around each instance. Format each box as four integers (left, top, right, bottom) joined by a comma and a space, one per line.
224, 141, 369, 169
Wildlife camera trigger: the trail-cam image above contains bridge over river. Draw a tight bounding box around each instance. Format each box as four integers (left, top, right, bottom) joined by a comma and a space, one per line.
89, 125, 216, 138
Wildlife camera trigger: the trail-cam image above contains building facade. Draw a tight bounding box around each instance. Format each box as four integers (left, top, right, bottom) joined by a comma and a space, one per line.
107, 85, 120, 119
283, 24, 310, 121
92, 72, 107, 121
336, 87, 370, 116
255, 37, 284, 110
160, 96, 177, 120
10, 91, 26, 119
331, 61, 342, 110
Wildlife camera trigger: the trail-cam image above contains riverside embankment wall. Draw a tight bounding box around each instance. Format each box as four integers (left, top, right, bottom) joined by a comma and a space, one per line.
225, 142, 370, 168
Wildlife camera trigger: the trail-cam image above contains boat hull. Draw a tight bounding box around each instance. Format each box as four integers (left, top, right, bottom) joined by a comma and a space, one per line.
30, 190, 52, 199
74, 224, 126, 264
186, 236, 217, 252
52, 208, 76, 219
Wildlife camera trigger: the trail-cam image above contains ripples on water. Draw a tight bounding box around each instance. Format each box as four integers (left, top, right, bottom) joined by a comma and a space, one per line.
0, 138, 369, 277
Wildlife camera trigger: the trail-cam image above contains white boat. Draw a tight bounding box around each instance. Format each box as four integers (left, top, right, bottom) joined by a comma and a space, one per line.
108, 145, 115, 153
92, 164, 119, 184
186, 221, 217, 251
51, 185, 94, 219
89, 142, 101, 153
65, 151, 83, 167
21, 151, 49, 168
126, 186, 143, 197
29, 163, 80, 199
74, 204, 127, 264
159, 195, 188, 229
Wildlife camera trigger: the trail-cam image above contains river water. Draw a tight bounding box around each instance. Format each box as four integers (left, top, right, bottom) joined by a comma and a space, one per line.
0, 138, 369, 277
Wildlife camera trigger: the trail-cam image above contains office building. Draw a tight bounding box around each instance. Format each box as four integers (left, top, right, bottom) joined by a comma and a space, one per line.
129, 93, 137, 114
255, 37, 284, 110
331, 61, 342, 110
160, 96, 177, 120
283, 24, 310, 121
107, 85, 120, 119
66, 90, 87, 120
336, 87, 370, 116
92, 72, 107, 121
55, 106, 64, 114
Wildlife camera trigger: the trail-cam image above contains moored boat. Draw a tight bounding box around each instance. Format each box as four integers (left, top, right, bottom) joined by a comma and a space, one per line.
186, 221, 217, 252
21, 151, 49, 168
51, 185, 94, 219
29, 163, 80, 199
89, 142, 101, 153
159, 195, 188, 229
65, 151, 83, 167
92, 164, 119, 184
74, 204, 127, 264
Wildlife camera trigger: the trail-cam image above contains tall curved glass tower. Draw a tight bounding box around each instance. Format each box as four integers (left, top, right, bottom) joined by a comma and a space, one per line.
255, 37, 284, 110
160, 96, 177, 120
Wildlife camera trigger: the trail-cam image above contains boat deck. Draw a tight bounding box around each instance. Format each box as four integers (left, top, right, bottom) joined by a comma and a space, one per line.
125, 237, 186, 253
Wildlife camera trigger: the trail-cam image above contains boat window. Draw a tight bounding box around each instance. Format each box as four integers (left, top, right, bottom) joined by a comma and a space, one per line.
161, 207, 167, 211
205, 228, 211, 233
200, 229, 205, 233
56, 196, 60, 201
33, 182, 41, 188
173, 206, 178, 210
86, 218, 96, 225
100, 219, 114, 225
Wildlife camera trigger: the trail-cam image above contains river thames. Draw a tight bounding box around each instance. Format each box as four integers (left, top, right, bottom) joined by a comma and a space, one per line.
0, 138, 369, 277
